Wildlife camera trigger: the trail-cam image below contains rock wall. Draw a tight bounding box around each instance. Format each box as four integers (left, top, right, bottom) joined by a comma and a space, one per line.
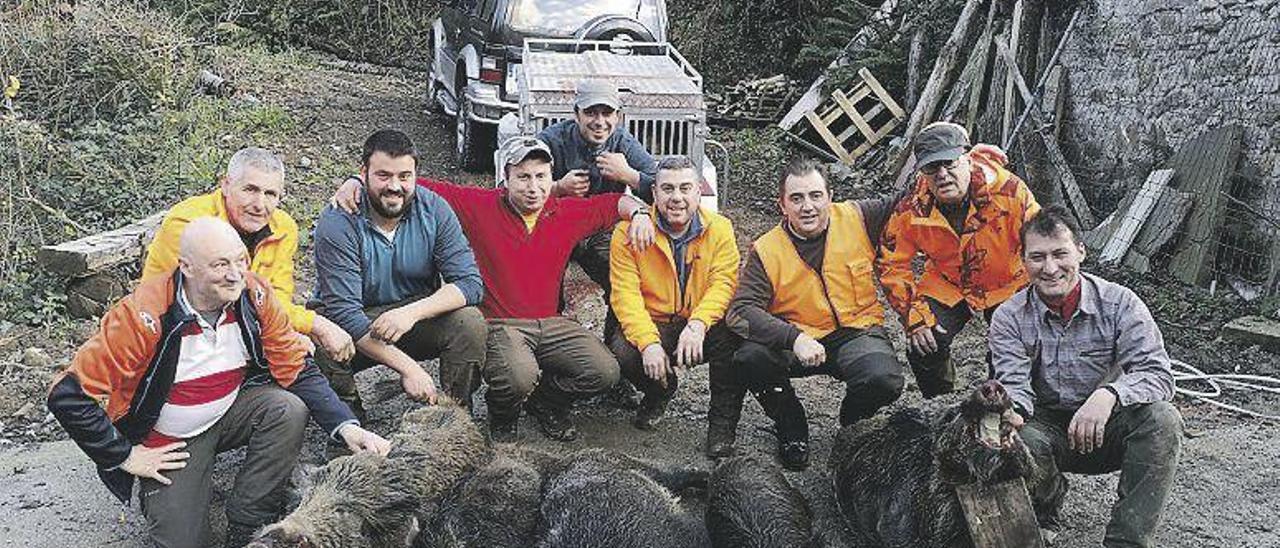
1058, 0, 1280, 289
1059, 0, 1279, 204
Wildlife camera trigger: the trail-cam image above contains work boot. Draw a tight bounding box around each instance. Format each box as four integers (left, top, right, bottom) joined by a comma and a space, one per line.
632, 396, 669, 431
526, 385, 578, 442
605, 379, 643, 409
778, 440, 810, 471
705, 367, 746, 459
224, 522, 261, 548
753, 384, 809, 470
489, 407, 520, 443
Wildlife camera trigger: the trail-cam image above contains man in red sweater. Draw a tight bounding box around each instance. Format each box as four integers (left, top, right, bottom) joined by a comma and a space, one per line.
334, 134, 653, 441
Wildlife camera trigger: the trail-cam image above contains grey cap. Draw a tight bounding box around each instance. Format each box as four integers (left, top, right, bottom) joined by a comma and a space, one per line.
913, 122, 971, 171
574, 79, 621, 110
498, 136, 554, 170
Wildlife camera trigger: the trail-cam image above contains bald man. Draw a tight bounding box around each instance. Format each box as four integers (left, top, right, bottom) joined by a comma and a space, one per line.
49, 217, 388, 548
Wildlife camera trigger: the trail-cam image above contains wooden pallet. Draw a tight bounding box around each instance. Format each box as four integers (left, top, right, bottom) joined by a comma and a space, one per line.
802, 67, 906, 165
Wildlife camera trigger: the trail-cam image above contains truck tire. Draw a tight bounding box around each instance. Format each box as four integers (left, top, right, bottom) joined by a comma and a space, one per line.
455, 94, 492, 172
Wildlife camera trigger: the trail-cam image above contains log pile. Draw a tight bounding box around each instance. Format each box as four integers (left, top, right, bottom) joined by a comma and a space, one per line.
706, 75, 798, 126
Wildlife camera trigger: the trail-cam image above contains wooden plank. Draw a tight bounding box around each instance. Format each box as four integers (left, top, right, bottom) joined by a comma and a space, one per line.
1123, 188, 1194, 273
805, 110, 855, 164
1099, 169, 1174, 263
1164, 125, 1244, 286
779, 0, 901, 131
942, 28, 993, 121
1041, 65, 1067, 140
996, 38, 1097, 227
887, 0, 986, 189
860, 67, 906, 120
831, 89, 877, 142
1001, 0, 1026, 144
37, 212, 165, 277
956, 478, 1046, 548
835, 103, 887, 143
966, 0, 1001, 130
906, 27, 926, 111
981, 27, 1011, 142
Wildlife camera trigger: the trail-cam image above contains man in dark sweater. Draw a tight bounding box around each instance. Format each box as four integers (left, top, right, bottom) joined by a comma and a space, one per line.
726, 159, 905, 470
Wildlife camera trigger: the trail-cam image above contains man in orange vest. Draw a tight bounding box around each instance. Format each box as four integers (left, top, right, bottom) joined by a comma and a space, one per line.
726, 159, 905, 470
878, 122, 1040, 398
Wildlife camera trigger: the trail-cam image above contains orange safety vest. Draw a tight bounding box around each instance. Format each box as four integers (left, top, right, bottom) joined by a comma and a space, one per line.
754, 202, 883, 340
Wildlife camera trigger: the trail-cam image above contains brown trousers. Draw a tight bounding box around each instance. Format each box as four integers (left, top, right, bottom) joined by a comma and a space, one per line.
483, 316, 620, 418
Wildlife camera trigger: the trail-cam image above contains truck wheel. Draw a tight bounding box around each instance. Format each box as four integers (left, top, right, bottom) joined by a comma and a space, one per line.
455, 94, 492, 171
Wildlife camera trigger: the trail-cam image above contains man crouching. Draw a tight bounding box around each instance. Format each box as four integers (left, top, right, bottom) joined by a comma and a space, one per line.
48, 217, 388, 548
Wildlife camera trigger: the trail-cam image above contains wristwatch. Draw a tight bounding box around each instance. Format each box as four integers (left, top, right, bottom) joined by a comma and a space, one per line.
631, 209, 651, 220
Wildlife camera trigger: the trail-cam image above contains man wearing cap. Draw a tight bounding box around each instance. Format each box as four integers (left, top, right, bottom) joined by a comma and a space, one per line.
726, 158, 905, 470
313, 129, 488, 420
331, 133, 654, 442
144, 147, 356, 364
607, 155, 744, 457
878, 122, 1040, 398
538, 80, 660, 342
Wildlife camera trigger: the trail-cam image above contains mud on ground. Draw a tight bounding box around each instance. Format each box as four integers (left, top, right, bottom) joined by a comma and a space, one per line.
2, 46, 1278, 548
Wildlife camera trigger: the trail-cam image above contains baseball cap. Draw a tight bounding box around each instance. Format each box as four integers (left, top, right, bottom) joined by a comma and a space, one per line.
913, 122, 972, 172
574, 79, 621, 110
500, 136, 553, 167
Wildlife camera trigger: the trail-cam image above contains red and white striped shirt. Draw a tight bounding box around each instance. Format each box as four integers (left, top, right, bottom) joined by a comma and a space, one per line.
144, 289, 248, 447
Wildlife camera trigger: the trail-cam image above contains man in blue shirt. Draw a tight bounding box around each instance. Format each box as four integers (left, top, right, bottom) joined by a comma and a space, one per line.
312, 129, 486, 421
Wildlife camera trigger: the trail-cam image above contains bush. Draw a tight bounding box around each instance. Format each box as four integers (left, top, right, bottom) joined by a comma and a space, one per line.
0, 1, 296, 322
0, 1, 203, 129
153, 0, 442, 69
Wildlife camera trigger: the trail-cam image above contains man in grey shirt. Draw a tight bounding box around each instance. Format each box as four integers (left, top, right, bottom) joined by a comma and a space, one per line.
990, 204, 1182, 548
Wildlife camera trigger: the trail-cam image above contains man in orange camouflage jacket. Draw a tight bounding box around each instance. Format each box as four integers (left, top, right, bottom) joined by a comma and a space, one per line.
878, 122, 1040, 398
49, 218, 387, 548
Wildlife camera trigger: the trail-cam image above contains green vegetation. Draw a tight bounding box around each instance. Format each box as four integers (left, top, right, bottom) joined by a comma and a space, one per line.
0, 1, 297, 323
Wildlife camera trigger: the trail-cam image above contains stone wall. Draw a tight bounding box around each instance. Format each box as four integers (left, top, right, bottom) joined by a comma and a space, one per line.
1058, 0, 1280, 288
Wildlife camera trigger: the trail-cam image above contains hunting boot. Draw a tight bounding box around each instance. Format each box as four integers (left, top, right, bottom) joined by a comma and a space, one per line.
705, 361, 746, 459
633, 368, 678, 431
753, 383, 809, 471
488, 403, 520, 443
526, 383, 578, 442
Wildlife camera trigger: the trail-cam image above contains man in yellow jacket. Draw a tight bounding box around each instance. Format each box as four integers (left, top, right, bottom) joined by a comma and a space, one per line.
143, 147, 354, 362
878, 123, 1040, 398
608, 156, 743, 458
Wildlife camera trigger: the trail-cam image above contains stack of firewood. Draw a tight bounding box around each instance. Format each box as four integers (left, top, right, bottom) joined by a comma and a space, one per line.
707, 75, 797, 122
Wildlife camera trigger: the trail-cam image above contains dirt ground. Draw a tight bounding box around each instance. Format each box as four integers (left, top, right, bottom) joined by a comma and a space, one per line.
2, 47, 1278, 547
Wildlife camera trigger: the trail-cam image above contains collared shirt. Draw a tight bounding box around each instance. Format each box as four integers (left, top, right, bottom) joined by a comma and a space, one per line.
420, 178, 620, 319
151, 280, 248, 445
537, 119, 658, 202
312, 185, 484, 341
989, 272, 1175, 416
656, 212, 704, 293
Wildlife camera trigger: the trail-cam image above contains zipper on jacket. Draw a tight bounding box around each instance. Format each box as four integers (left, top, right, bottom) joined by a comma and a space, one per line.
133, 317, 191, 411
802, 261, 843, 329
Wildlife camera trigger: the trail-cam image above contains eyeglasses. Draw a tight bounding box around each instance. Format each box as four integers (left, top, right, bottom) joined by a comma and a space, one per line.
919, 158, 962, 177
